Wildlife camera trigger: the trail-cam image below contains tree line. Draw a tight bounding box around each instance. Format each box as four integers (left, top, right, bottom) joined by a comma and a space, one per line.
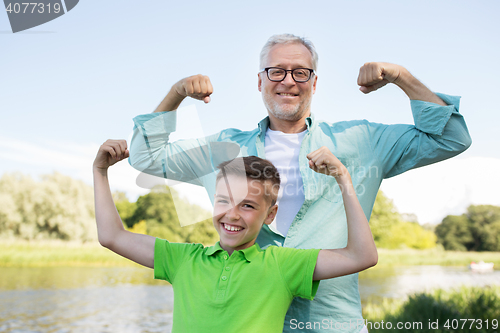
0, 172, 96, 242
1, 171, 498, 251
435, 205, 500, 251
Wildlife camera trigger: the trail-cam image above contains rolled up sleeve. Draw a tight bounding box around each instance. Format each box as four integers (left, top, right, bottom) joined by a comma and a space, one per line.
370, 92, 472, 179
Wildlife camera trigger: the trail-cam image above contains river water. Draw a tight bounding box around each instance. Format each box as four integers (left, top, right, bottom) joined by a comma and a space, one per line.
1, 265, 499, 332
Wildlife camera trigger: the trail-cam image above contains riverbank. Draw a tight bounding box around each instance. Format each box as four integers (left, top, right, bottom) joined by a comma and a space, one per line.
0, 241, 135, 267
1, 241, 500, 267
377, 248, 500, 266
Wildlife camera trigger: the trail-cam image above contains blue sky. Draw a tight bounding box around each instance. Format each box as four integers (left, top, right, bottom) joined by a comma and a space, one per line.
1, 0, 499, 224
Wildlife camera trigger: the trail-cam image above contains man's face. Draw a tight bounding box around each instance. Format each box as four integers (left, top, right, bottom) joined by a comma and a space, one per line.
258, 43, 318, 122
213, 175, 277, 254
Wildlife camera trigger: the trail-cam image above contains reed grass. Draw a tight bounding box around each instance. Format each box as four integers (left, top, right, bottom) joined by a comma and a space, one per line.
363, 286, 500, 332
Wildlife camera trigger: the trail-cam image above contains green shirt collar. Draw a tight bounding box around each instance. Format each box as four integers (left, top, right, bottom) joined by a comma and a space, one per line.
206, 242, 263, 262
239, 243, 262, 262
205, 242, 224, 256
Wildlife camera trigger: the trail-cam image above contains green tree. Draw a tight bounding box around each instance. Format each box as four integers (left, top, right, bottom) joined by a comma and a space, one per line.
404, 222, 437, 249
370, 191, 401, 247
0, 190, 23, 239
112, 191, 136, 225
435, 215, 472, 251
0, 172, 96, 242
435, 205, 500, 251
120, 185, 218, 245
467, 205, 500, 251
370, 191, 436, 249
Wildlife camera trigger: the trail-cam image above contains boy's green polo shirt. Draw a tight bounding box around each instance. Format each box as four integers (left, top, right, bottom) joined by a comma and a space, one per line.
154, 238, 320, 333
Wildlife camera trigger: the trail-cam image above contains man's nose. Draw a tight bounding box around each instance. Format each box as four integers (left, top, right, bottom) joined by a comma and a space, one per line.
281, 72, 296, 86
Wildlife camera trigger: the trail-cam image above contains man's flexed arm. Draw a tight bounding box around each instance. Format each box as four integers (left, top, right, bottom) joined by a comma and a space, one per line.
356, 63, 471, 178
307, 147, 378, 281
93, 139, 155, 268
154, 75, 214, 112
357, 62, 446, 106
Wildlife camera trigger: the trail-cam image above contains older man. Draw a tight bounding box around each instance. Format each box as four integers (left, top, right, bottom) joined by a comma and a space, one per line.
129, 34, 471, 333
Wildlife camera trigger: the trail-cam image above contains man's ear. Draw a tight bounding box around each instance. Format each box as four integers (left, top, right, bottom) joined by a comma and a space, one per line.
258, 73, 262, 92
312, 74, 318, 94
264, 205, 278, 225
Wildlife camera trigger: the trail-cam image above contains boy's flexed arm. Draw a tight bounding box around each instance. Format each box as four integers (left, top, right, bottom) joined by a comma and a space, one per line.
307, 147, 378, 280
93, 139, 155, 269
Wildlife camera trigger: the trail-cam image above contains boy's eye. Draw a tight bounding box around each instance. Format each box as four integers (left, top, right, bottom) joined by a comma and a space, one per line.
243, 204, 255, 209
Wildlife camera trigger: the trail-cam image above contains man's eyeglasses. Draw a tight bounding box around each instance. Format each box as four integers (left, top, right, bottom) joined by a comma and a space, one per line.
261, 67, 315, 83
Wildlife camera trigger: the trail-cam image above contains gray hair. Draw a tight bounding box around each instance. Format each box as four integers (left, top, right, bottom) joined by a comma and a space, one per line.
260, 34, 318, 71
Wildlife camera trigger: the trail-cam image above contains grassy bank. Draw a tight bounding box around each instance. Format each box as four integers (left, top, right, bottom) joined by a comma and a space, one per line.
0, 241, 135, 267
1, 241, 500, 267
363, 286, 500, 332
377, 248, 500, 266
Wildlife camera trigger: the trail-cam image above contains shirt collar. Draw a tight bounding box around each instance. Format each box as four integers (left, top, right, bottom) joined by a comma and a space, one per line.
305, 113, 316, 131
205, 241, 225, 256
239, 243, 262, 262
205, 242, 262, 262
257, 116, 270, 135
258, 113, 316, 135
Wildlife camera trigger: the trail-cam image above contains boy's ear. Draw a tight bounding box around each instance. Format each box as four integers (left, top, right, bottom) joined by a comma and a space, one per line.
263, 205, 278, 225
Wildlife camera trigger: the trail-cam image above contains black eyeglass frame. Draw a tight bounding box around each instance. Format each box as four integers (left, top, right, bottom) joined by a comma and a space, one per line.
261, 67, 315, 83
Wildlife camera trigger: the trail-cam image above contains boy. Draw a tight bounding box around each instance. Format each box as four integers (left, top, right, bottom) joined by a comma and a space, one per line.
93, 140, 377, 332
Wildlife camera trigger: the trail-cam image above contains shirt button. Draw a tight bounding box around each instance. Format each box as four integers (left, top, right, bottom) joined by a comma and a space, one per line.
223, 255, 228, 260
221, 276, 227, 281
225, 267, 231, 271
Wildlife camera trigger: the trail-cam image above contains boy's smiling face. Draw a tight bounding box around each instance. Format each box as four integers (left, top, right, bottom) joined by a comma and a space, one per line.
213, 175, 277, 255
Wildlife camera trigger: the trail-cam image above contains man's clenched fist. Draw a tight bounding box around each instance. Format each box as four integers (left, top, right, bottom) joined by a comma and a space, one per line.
173, 74, 213, 103
357, 62, 404, 94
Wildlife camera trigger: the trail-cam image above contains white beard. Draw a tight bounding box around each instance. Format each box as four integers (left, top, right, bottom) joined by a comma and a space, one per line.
262, 93, 312, 121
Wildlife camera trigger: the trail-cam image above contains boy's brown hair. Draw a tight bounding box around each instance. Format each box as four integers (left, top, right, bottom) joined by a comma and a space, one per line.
216, 156, 281, 206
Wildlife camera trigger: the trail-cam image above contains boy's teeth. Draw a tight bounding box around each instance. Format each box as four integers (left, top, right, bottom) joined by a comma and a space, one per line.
224, 224, 242, 231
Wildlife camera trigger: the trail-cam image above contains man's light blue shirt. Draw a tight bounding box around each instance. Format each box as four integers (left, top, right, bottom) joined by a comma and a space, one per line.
129, 93, 471, 332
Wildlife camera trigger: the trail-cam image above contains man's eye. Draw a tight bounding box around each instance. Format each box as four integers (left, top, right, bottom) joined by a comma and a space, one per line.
243, 204, 255, 209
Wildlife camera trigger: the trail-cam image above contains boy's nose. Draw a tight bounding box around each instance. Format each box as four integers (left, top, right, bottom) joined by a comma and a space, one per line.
225, 206, 240, 220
